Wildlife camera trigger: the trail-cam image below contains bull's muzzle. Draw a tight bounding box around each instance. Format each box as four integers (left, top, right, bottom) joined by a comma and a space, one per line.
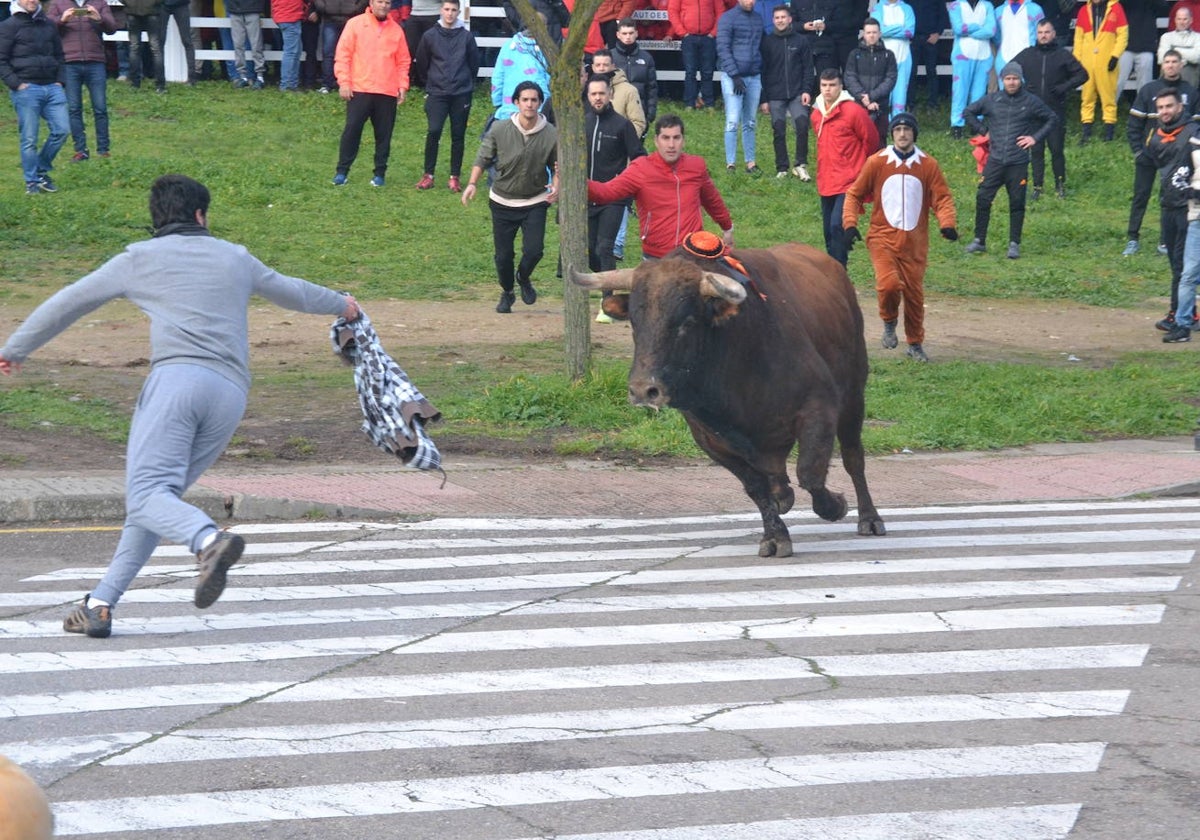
628, 375, 668, 409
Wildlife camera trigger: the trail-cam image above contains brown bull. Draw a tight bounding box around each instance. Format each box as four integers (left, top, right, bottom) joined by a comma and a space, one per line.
572, 242, 886, 556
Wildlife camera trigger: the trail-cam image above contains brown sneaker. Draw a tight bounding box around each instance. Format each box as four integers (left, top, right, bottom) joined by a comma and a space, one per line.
194, 531, 245, 609
415, 173, 435, 190
63, 596, 112, 638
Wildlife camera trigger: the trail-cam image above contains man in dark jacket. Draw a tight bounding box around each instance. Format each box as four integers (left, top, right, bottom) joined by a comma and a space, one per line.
46, 0, 116, 161
1119, 0, 1161, 104
0, 0, 68, 194
1014, 19, 1088, 199
612, 17, 656, 133
583, 74, 645, 322
828, 0, 869, 70
1143, 87, 1198, 331
793, 0, 838, 76
121, 0, 165, 90
759, 3, 813, 179
963, 60, 1057, 259
908, 0, 949, 108
1123, 49, 1200, 255
313, 0, 367, 93
844, 17, 897, 147
413, 0, 478, 193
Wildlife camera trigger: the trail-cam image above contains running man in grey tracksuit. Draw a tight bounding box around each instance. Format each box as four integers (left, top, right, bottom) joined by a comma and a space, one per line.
0, 174, 361, 638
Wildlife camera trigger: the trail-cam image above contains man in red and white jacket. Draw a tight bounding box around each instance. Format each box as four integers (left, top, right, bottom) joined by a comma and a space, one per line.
586, 113, 733, 259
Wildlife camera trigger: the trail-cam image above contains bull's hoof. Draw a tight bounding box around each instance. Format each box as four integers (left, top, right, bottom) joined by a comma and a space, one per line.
858, 516, 887, 536
758, 536, 794, 558
812, 490, 848, 523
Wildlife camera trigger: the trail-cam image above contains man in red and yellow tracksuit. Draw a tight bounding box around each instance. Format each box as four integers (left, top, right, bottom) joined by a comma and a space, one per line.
843, 112, 958, 363
332, 0, 411, 186
1074, 0, 1129, 141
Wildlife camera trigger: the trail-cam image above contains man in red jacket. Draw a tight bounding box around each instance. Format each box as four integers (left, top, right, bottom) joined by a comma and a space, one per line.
668, 0, 724, 109
810, 67, 877, 266
586, 113, 734, 260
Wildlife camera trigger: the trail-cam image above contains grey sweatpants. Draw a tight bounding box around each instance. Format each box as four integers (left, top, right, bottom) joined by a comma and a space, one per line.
229, 13, 264, 80
92, 364, 246, 605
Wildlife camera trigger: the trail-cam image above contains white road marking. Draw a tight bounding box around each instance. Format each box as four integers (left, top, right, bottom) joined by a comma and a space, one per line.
50, 742, 1106, 834
0, 645, 1148, 718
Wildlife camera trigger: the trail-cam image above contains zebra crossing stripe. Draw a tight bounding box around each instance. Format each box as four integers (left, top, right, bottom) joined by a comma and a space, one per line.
98, 690, 1129, 766
0, 645, 1148, 719
0, 576, 1180, 638
517, 804, 1083, 840
49, 742, 1106, 835
0, 604, 1163, 675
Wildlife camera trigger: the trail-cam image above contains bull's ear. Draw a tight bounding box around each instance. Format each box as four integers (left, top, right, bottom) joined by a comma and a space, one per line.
699, 272, 747, 303
569, 266, 638, 291
602, 293, 630, 320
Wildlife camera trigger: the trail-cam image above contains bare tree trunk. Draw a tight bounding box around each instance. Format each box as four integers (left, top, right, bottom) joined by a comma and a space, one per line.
508, 0, 605, 381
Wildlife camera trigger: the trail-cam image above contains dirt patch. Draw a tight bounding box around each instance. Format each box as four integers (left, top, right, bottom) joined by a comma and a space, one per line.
0, 293, 1172, 472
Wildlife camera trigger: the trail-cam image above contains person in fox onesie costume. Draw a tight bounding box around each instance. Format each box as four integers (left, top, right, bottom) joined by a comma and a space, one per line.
842, 111, 958, 364
0, 755, 53, 840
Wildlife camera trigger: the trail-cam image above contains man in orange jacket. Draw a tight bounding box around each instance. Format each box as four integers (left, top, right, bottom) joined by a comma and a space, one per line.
332, 0, 411, 187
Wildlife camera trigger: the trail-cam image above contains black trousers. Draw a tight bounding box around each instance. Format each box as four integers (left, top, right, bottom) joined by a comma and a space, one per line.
336, 92, 397, 178
588, 202, 626, 273
490, 199, 550, 292
766, 95, 810, 172
1127, 156, 1158, 241
974, 161, 1028, 245
1162, 205, 1188, 312
423, 92, 473, 178
1030, 117, 1066, 188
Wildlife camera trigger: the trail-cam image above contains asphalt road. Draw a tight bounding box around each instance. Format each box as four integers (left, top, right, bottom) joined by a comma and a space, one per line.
1, 499, 1197, 839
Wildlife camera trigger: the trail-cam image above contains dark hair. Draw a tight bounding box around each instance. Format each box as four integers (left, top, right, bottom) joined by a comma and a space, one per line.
150, 174, 210, 229
512, 80, 544, 104
863, 16, 880, 28
441, 0, 459, 6
819, 67, 842, 82
1156, 87, 1182, 104
1164, 48, 1183, 62
615, 17, 637, 29
1036, 19, 1055, 30
772, 3, 792, 15
592, 48, 613, 61
655, 113, 685, 136
585, 74, 611, 92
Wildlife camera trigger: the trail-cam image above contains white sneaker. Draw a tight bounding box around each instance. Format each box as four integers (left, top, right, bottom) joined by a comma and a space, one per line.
792, 164, 811, 181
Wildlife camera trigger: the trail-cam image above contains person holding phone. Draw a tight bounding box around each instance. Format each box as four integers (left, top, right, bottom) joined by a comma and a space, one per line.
47, 0, 117, 161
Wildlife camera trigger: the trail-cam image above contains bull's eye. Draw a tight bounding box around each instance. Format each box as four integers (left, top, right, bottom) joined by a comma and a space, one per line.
675, 315, 696, 339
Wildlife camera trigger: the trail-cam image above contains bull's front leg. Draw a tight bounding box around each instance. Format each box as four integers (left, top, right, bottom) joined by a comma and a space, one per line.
792, 404, 848, 524
687, 422, 793, 557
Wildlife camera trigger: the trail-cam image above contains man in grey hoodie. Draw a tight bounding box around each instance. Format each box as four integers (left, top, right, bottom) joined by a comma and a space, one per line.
0, 174, 361, 638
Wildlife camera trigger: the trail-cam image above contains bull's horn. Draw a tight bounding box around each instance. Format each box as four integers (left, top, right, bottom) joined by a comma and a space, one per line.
699, 272, 748, 303
568, 266, 637, 291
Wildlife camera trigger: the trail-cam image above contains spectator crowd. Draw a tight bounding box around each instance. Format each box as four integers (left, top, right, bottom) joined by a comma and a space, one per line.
3, 0, 1199, 347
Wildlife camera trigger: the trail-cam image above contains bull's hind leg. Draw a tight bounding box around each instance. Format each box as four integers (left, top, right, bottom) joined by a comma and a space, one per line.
688, 423, 793, 557
792, 404, 848, 523
837, 395, 886, 536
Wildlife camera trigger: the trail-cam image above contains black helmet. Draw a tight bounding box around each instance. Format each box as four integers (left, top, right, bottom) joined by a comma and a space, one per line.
888, 111, 918, 142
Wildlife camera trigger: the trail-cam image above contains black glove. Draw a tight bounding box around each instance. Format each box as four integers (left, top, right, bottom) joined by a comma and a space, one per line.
940, 227, 959, 241
731, 75, 747, 96
1050, 84, 1067, 99
843, 226, 862, 251
1107, 56, 1118, 72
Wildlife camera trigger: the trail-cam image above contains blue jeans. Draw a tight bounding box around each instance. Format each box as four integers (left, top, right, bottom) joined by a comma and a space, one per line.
64, 62, 109, 155
720, 73, 760, 166
278, 21, 302, 90
10, 83, 69, 184
1178, 219, 1200, 326
680, 34, 716, 107
321, 20, 347, 89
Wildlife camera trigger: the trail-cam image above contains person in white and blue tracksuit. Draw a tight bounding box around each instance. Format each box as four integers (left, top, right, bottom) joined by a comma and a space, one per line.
877, 0, 916, 117
0, 174, 361, 638
949, 0, 996, 137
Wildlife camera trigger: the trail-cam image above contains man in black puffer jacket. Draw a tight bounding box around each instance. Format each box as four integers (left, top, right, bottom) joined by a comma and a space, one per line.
844, 18, 896, 147
0, 0, 68, 194
1013, 19, 1088, 199
413, 0, 479, 193
962, 60, 1056, 259
760, 4, 814, 179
